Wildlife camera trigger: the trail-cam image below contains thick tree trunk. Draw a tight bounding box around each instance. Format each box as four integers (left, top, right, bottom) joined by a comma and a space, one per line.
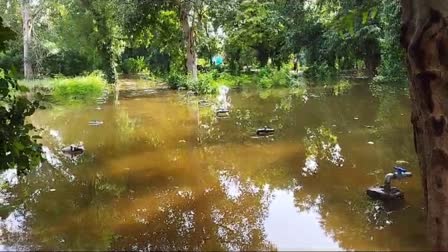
22, 0, 33, 79
400, 0, 448, 250
99, 40, 117, 84
180, 4, 198, 82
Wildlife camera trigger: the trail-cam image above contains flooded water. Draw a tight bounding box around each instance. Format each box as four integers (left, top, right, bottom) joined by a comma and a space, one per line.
0, 83, 429, 251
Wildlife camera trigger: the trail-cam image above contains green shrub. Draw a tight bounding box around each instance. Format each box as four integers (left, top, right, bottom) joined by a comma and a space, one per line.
256, 66, 295, 88
0, 51, 22, 78
195, 71, 255, 91
270, 67, 292, 87
234, 74, 253, 87
42, 50, 94, 77
259, 76, 272, 89
258, 67, 272, 78
20, 72, 107, 104
189, 74, 218, 94
374, 0, 407, 85
304, 64, 337, 81
52, 74, 106, 104
121, 56, 149, 74
166, 72, 188, 89
166, 65, 296, 94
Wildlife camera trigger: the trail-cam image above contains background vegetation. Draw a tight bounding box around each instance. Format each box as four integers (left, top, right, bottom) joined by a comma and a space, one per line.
0, 0, 406, 95
20, 72, 107, 104
0, 0, 408, 173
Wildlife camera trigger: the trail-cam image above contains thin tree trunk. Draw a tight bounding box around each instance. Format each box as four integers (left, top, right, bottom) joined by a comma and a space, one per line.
22, 0, 33, 79
180, 3, 198, 82
401, 0, 448, 250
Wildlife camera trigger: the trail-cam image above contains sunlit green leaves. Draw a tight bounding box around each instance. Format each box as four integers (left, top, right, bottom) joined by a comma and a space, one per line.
0, 69, 43, 175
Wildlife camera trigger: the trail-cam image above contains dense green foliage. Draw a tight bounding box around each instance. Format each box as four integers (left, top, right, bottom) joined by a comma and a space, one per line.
0, 17, 15, 51
0, 70, 42, 174
167, 66, 300, 93
0, 0, 406, 91
374, 0, 407, 84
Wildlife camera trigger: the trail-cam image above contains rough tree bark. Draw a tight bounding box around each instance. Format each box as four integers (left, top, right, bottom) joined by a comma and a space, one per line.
21, 0, 33, 79
400, 0, 448, 250
180, 2, 198, 82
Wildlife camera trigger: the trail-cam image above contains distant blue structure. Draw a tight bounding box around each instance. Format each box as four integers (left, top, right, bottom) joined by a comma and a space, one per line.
212, 55, 224, 66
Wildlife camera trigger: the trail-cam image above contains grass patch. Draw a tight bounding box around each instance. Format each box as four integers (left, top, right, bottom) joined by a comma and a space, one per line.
20, 73, 107, 105
166, 65, 300, 94
52, 75, 106, 104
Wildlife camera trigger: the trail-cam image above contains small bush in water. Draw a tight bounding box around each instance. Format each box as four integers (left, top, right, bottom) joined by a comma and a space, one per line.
121, 56, 149, 74
20, 72, 107, 104
53, 73, 106, 104
257, 66, 296, 88
166, 72, 188, 89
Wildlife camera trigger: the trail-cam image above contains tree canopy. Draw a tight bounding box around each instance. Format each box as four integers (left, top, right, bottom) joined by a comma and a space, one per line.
0, 0, 405, 83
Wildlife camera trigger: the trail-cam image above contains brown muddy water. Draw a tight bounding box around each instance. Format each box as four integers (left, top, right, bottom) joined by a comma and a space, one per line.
0, 84, 429, 251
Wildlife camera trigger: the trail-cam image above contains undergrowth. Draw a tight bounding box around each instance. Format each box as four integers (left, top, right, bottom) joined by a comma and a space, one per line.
20, 72, 107, 104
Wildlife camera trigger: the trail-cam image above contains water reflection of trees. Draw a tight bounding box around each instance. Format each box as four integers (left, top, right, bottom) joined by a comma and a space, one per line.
111, 172, 274, 251
292, 177, 427, 250
0, 145, 275, 251
1, 85, 429, 251
289, 85, 427, 250
302, 126, 344, 176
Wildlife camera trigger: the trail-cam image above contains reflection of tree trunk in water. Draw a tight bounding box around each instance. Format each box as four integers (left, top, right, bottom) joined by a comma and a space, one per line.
180, 3, 198, 81
189, 149, 217, 250
114, 83, 120, 105
22, 0, 33, 79
81, 176, 97, 207
401, 0, 448, 250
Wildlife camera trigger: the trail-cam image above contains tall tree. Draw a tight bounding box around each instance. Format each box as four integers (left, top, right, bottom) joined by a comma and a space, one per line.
222, 0, 288, 70
127, 0, 207, 80
78, 0, 121, 84
400, 0, 448, 250
21, 0, 33, 79
179, 0, 198, 81
1, 0, 62, 77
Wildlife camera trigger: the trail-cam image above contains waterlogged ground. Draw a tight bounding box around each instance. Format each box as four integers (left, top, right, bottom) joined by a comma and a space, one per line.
0, 83, 429, 251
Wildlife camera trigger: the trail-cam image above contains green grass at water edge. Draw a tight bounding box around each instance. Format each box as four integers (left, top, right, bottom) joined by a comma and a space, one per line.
19, 74, 107, 105
166, 66, 301, 94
